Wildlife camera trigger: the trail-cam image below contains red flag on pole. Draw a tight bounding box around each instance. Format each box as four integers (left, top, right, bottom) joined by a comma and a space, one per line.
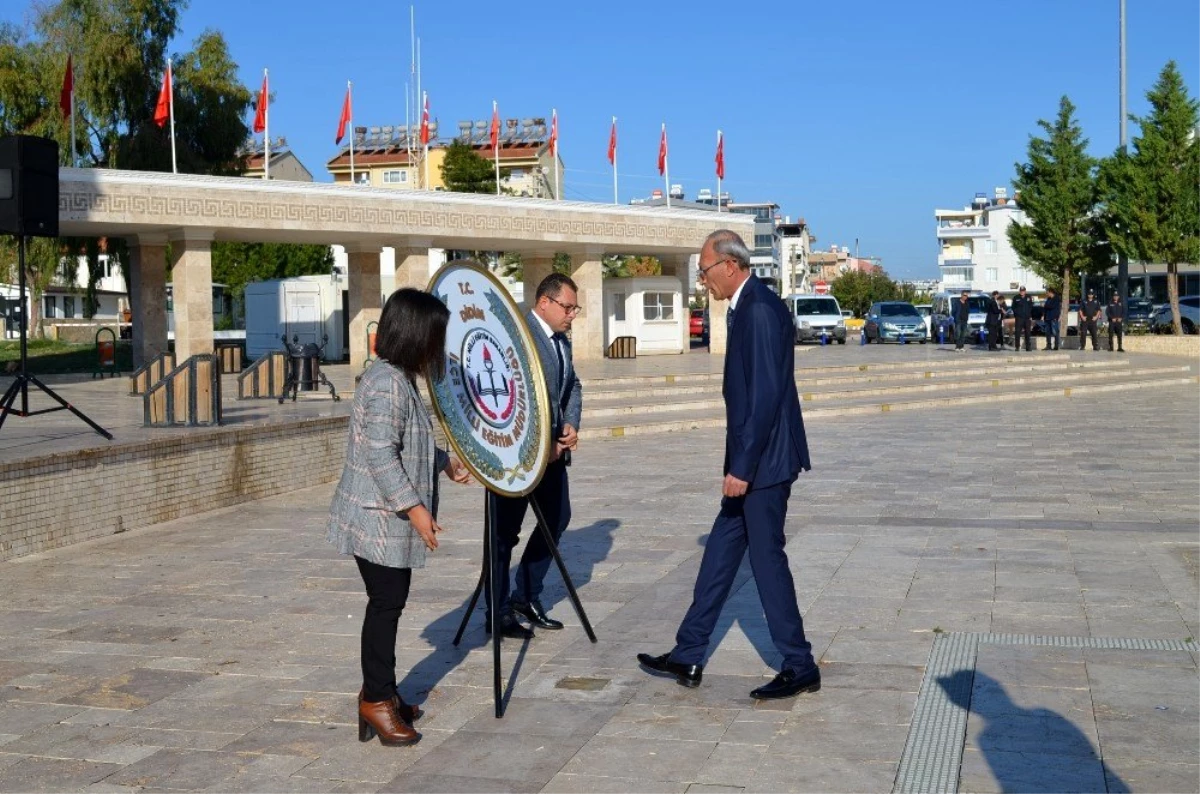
420, 93, 430, 146
335, 84, 352, 144
60, 55, 73, 119
548, 110, 558, 157
253, 72, 268, 133
153, 62, 172, 128
657, 125, 668, 176
607, 118, 617, 165
715, 131, 724, 180
488, 102, 499, 150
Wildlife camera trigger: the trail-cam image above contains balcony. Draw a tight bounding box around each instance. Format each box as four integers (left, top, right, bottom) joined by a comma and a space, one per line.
936, 224, 989, 239
939, 258, 974, 267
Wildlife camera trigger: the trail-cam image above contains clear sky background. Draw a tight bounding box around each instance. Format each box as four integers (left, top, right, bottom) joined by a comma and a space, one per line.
7, 1, 1198, 278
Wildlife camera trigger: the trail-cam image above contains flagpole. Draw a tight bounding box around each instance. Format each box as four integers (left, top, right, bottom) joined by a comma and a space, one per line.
168, 59, 177, 174
716, 130, 721, 213
263, 68, 270, 180
612, 116, 618, 205
493, 100, 500, 196
662, 123, 669, 209
69, 59, 76, 168
348, 80, 355, 184
405, 82, 411, 175
552, 109, 560, 200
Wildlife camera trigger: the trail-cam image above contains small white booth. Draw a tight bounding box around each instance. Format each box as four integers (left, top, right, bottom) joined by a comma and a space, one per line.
603, 277, 684, 356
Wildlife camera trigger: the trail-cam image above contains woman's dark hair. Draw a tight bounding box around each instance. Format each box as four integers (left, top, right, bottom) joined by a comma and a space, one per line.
374, 288, 450, 380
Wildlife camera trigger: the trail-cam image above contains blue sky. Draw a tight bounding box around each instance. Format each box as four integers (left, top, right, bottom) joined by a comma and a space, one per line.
7, 1, 1198, 278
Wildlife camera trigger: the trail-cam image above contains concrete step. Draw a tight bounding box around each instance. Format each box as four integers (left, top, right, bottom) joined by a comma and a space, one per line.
585, 358, 1131, 402
577, 371, 1199, 440
578, 351, 1078, 388
582, 364, 1187, 419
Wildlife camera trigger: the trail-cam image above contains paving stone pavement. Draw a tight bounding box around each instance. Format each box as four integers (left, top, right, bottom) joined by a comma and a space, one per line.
0, 380, 1197, 792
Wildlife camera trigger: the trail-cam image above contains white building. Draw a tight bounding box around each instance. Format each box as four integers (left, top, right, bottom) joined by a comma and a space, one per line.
775, 219, 812, 295
935, 188, 1044, 296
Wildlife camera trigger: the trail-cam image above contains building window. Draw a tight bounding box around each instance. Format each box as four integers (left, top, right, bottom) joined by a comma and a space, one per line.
44, 296, 57, 318
754, 234, 774, 251
985, 268, 998, 282
985, 240, 998, 254
612, 292, 626, 322
63, 296, 76, 318
382, 170, 408, 184
642, 292, 674, 321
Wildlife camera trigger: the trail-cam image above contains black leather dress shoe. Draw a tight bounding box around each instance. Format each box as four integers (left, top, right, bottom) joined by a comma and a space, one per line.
636, 652, 703, 688
511, 600, 563, 630
484, 613, 535, 640
750, 667, 821, 700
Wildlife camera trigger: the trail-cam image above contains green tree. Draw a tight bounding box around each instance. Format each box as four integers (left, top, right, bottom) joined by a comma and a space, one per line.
830, 269, 899, 318
210, 242, 333, 300
1098, 61, 1199, 335
441, 140, 506, 194
1008, 97, 1109, 333
0, 236, 64, 338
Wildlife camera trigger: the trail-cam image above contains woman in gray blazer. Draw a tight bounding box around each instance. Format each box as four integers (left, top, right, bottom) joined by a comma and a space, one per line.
327, 288, 470, 747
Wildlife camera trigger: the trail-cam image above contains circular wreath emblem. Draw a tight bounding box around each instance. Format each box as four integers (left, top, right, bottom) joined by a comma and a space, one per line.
426, 262, 552, 497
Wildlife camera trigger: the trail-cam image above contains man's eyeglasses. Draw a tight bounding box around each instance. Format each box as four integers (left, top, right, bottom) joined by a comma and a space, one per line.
548, 296, 582, 316
697, 258, 732, 281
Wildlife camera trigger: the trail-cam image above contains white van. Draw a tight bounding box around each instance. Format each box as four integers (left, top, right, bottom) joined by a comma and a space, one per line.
930, 291, 993, 344
786, 294, 847, 344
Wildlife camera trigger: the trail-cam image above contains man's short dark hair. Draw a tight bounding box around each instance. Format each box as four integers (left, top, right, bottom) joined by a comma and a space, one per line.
536, 273, 578, 302
374, 288, 450, 381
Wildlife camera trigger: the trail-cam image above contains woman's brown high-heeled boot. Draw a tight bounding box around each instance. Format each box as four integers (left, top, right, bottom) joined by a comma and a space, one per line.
358, 688, 424, 722
358, 697, 421, 746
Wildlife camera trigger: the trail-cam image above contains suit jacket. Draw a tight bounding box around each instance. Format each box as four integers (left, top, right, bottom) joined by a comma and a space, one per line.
951, 299, 971, 325
326, 359, 449, 569
525, 309, 583, 434
723, 276, 810, 489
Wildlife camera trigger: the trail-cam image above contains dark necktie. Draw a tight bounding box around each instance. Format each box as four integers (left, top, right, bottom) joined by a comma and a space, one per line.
552, 333, 566, 401
726, 306, 736, 333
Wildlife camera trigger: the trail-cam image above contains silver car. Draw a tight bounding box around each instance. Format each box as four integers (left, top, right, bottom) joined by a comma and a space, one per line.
864, 301, 928, 344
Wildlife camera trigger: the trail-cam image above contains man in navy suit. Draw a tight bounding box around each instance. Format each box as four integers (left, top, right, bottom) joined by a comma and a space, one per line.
487, 273, 583, 639
638, 230, 819, 700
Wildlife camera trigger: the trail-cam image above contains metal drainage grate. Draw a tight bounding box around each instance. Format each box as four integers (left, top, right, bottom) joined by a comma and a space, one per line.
892, 633, 1199, 794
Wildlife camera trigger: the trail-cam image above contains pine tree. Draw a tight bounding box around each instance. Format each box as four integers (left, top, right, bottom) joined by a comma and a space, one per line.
1009, 96, 1108, 334
1098, 61, 1200, 335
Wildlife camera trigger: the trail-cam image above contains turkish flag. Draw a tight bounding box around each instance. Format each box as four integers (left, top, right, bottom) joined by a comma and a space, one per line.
252, 72, 267, 133
420, 93, 430, 146
657, 125, 668, 176
335, 84, 351, 144
715, 132, 724, 180
489, 102, 499, 150
607, 118, 616, 165
548, 110, 557, 157
60, 55, 73, 119
153, 62, 172, 128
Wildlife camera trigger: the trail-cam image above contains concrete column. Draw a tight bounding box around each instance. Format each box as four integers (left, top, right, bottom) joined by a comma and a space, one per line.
392, 239, 433, 292
126, 234, 169, 367
168, 230, 215, 360
662, 253, 695, 354
708, 295, 730, 355
569, 247, 604, 361
346, 244, 383, 372
521, 254, 555, 309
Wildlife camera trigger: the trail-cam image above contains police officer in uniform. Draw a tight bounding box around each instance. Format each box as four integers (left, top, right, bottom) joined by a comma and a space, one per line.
1106, 293, 1125, 352
1011, 286, 1034, 352
986, 292, 1004, 351
1080, 290, 1102, 351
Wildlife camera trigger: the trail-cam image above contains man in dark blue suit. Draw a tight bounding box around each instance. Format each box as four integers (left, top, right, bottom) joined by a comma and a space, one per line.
639, 230, 819, 700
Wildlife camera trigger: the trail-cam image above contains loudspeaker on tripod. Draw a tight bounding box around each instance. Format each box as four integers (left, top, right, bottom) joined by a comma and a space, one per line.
0, 135, 60, 238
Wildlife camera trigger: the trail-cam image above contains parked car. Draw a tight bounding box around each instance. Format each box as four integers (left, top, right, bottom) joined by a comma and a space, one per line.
930, 292, 992, 343
786, 294, 847, 344
1124, 298, 1155, 333
864, 301, 927, 343
1151, 296, 1200, 334
689, 308, 709, 344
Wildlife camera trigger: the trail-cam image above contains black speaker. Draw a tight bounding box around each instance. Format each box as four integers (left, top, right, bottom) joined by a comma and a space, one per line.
0, 135, 59, 238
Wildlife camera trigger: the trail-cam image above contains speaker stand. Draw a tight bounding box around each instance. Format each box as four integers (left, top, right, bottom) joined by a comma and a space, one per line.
0, 236, 112, 439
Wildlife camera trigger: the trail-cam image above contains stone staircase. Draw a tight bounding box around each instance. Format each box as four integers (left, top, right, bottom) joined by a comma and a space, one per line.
576, 353, 1197, 440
